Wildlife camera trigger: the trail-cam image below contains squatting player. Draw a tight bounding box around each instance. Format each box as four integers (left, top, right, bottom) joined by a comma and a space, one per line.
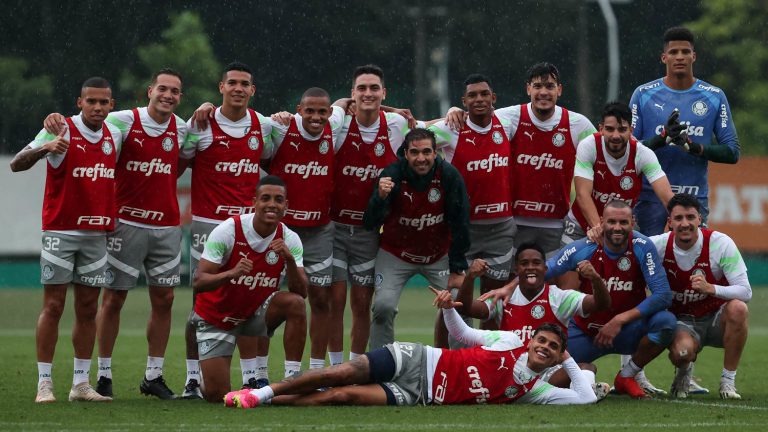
191, 175, 308, 402
224, 288, 599, 407
11, 77, 122, 403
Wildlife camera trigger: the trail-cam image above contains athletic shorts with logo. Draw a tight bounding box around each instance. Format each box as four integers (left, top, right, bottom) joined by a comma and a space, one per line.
40, 231, 108, 287
332, 222, 378, 288
191, 292, 277, 360
290, 223, 333, 288
106, 221, 182, 289
466, 219, 516, 281
373, 342, 427, 406
676, 304, 727, 352
189, 220, 218, 280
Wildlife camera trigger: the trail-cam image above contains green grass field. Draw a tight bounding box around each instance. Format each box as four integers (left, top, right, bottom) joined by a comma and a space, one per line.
1, 287, 767, 431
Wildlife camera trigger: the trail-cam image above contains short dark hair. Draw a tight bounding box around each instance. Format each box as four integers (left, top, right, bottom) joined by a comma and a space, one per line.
666, 193, 701, 214
663, 26, 695, 50
533, 323, 567, 352
605, 199, 631, 211
257, 175, 287, 195
463, 73, 492, 90
151, 68, 183, 87
352, 64, 384, 86
301, 87, 330, 102
402, 128, 436, 152
81, 77, 111, 90
526, 62, 561, 85
601, 101, 632, 126
222, 61, 253, 82
514, 242, 546, 264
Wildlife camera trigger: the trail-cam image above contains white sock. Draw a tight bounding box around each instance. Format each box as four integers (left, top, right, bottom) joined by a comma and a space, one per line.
309, 358, 325, 370
328, 351, 343, 366
284, 360, 301, 378
619, 359, 642, 378
241, 358, 257, 385
186, 359, 201, 385
250, 385, 275, 402
256, 356, 269, 380
349, 352, 362, 361
73, 358, 91, 386
145, 356, 164, 380
97, 357, 112, 379
620, 354, 632, 367
721, 368, 737, 384
38, 362, 52, 386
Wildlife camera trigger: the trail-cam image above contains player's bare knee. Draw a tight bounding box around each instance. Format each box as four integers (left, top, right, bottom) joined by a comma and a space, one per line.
578, 362, 596, 374
150, 287, 175, 309
724, 300, 748, 324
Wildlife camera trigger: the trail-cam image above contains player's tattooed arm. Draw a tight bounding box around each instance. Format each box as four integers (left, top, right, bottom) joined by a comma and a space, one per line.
10, 130, 68, 172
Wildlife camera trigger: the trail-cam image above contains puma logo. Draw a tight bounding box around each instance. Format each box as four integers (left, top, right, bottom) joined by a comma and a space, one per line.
219, 140, 230, 149
504, 308, 513, 318
76, 144, 86, 152
523, 131, 534, 141
667, 269, 677, 278
498, 357, 509, 370
596, 170, 606, 180
654, 103, 665, 111
351, 141, 361, 151
290, 141, 300, 151
133, 137, 145, 147
239, 251, 250, 259
403, 191, 413, 202
466, 137, 477, 146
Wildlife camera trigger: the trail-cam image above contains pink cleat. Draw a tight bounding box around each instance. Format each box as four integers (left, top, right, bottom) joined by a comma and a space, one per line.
223, 389, 250, 407
234, 391, 261, 408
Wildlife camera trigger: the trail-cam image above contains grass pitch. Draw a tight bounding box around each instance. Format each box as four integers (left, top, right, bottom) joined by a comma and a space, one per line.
0, 287, 766, 431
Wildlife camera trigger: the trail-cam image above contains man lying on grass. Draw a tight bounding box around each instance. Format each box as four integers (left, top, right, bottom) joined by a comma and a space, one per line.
224, 287, 600, 407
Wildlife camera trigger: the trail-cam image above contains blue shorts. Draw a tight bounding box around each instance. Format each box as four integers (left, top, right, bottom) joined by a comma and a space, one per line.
634, 198, 709, 236
567, 310, 676, 363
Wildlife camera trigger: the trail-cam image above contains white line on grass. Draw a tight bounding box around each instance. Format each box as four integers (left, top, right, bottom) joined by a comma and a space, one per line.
668, 399, 768, 410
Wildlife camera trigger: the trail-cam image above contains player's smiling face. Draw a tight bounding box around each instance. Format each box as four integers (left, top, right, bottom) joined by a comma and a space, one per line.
662, 40, 696, 78
601, 206, 633, 251
668, 205, 701, 246
352, 74, 385, 113
515, 249, 546, 293
405, 138, 436, 175
600, 116, 632, 158
148, 74, 182, 117
298, 96, 331, 136
220, 70, 255, 110
462, 82, 496, 119
77, 87, 114, 131
526, 75, 561, 115
526, 331, 562, 372
253, 185, 287, 226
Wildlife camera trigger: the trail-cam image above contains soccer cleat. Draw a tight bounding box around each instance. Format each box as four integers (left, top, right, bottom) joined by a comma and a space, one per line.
613, 373, 650, 399
224, 389, 251, 407
96, 376, 113, 397
242, 377, 270, 390
234, 391, 261, 408
670, 368, 690, 399
635, 373, 667, 396
35, 380, 56, 403
181, 379, 203, 400
688, 378, 710, 394
140, 376, 176, 400
68, 382, 112, 402
719, 382, 741, 400
592, 382, 611, 402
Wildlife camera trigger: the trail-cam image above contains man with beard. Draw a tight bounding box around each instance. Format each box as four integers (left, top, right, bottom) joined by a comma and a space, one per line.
563, 102, 673, 244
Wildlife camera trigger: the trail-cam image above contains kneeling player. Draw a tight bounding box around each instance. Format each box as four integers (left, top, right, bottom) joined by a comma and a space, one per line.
224, 288, 599, 407
192, 176, 308, 402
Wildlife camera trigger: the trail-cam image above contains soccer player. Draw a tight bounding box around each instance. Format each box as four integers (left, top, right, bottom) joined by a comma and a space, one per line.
363, 128, 470, 350
266, 88, 345, 373
563, 101, 673, 244
223, 289, 598, 407
446, 63, 596, 257
630, 26, 739, 235
11, 77, 122, 403
428, 74, 516, 302
329, 65, 417, 364
192, 175, 307, 403
179, 61, 273, 398
649, 194, 750, 399
628, 26, 740, 395
43, 69, 187, 400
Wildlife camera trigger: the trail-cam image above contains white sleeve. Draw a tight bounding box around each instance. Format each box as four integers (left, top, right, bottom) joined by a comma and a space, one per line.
523, 358, 597, 405
267, 117, 288, 158
180, 120, 212, 159
283, 227, 304, 268
443, 307, 495, 347
711, 233, 752, 302
574, 136, 598, 180
649, 233, 669, 256
329, 106, 345, 145
334, 116, 352, 153
636, 144, 666, 183
427, 121, 458, 162
200, 219, 236, 265
175, 116, 188, 149
570, 112, 598, 148
257, 112, 274, 160
386, 113, 409, 150
549, 286, 587, 321
494, 105, 519, 139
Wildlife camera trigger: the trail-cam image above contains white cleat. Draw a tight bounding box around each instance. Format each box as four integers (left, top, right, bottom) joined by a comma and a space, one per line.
35, 380, 56, 403
688, 378, 710, 394
670, 368, 690, 399
635, 373, 668, 396
719, 382, 741, 400
68, 382, 113, 402
592, 382, 611, 402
